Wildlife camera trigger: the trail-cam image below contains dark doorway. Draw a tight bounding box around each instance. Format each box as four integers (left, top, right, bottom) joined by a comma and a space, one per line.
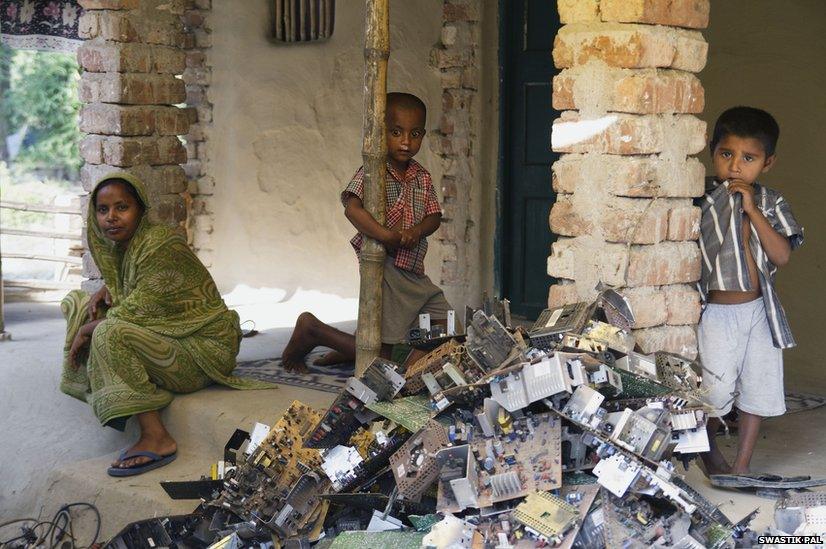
498, 0, 561, 319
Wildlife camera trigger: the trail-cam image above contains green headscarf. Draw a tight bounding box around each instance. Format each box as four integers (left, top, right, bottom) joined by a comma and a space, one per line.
88, 172, 230, 338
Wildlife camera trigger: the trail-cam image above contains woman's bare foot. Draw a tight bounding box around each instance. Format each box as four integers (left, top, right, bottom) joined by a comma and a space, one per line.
313, 350, 351, 366
282, 312, 321, 373
112, 411, 177, 469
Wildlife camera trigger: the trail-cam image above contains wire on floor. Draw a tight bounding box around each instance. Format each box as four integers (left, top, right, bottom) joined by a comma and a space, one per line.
0, 502, 100, 549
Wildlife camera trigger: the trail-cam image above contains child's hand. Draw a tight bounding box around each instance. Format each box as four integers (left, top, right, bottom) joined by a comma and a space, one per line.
727, 180, 757, 213
382, 230, 402, 251
399, 227, 422, 249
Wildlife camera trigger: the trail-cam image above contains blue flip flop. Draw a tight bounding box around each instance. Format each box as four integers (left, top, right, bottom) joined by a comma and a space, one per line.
107, 449, 177, 477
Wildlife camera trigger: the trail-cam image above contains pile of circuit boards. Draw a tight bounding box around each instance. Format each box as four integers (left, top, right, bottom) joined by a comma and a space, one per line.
108, 290, 758, 548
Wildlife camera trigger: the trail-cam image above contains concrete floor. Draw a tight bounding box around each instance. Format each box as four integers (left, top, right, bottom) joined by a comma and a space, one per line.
1, 301, 825, 541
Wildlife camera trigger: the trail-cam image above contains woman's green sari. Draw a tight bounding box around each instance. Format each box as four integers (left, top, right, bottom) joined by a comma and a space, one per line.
61, 172, 270, 427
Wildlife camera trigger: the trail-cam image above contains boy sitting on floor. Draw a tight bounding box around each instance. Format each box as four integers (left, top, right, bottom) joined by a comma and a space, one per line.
282, 92, 453, 373
698, 107, 804, 475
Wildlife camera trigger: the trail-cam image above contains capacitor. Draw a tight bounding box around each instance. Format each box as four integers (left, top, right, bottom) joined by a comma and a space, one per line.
448, 425, 457, 442
493, 440, 504, 456
484, 456, 495, 471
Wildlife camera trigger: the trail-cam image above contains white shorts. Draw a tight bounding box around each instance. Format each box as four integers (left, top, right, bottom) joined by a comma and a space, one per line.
698, 298, 785, 418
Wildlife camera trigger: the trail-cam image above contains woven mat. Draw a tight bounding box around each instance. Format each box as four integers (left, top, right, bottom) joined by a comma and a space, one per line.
235, 350, 352, 394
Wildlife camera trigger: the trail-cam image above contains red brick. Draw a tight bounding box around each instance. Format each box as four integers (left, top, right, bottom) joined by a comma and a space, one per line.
79, 73, 186, 105
600, 0, 710, 29
441, 176, 458, 199
548, 281, 580, 308
552, 154, 705, 198
80, 136, 186, 166
663, 284, 701, 325
79, 0, 139, 9
550, 195, 669, 244
148, 194, 187, 225
191, 176, 215, 196
181, 10, 205, 28
443, 2, 479, 22
551, 113, 706, 155
186, 50, 206, 68
79, 135, 105, 164
553, 68, 704, 114
432, 48, 472, 69
154, 107, 192, 135
80, 104, 155, 136
182, 66, 211, 86
626, 242, 701, 287
77, 41, 185, 74
557, 0, 600, 24
81, 164, 187, 194
633, 325, 697, 358
142, 17, 188, 48
78, 11, 138, 42
547, 238, 629, 287
623, 286, 667, 328
667, 204, 701, 241
553, 23, 707, 72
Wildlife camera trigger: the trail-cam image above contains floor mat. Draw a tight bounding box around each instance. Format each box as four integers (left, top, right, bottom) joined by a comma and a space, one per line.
235, 350, 352, 394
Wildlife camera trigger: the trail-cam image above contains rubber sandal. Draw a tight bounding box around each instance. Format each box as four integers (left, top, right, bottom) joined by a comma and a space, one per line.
107, 449, 177, 477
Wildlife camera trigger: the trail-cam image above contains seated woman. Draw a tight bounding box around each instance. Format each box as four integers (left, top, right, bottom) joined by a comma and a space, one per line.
61, 173, 268, 477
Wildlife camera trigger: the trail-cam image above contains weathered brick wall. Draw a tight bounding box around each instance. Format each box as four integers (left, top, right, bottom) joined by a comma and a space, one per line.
180, 0, 214, 267
76, 0, 192, 289
548, 0, 709, 357
429, 0, 480, 290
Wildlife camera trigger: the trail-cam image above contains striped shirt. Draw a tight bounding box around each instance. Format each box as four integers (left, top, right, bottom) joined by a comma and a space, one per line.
341, 159, 442, 275
697, 178, 804, 349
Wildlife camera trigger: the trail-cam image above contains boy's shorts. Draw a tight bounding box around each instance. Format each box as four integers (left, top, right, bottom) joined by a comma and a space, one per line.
380, 257, 453, 345
698, 298, 785, 418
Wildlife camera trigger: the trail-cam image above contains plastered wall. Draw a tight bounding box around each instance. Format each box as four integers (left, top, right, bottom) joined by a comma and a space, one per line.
702, 0, 826, 390
207, 1, 446, 300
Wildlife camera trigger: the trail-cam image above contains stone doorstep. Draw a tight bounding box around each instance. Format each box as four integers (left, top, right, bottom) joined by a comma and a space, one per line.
41, 384, 335, 541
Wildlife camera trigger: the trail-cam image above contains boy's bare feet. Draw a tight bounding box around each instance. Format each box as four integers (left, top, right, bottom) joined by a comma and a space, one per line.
282, 312, 322, 373
701, 416, 732, 477
701, 452, 732, 476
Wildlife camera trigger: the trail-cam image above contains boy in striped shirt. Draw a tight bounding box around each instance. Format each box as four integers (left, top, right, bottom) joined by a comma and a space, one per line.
698, 107, 804, 475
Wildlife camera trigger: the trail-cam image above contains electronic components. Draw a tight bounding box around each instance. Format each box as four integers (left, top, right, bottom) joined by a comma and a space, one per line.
105, 289, 752, 549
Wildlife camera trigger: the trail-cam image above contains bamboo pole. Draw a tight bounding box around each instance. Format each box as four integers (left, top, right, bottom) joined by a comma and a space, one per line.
0, 182, 8, 341
355, 0, 389, 376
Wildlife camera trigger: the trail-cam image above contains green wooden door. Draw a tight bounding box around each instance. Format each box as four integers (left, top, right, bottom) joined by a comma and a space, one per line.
499, 0, 560, 319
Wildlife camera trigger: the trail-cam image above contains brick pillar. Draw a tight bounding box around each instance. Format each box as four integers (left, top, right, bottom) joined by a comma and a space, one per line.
181, 0, 215, 268
76, 0, 191, 290
548, 0, 709, 358
430, 0, 480, 289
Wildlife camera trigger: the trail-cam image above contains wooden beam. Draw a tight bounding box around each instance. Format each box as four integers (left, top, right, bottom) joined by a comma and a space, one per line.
4, 279, 79, 290
3, 253, 82, 265
355, 0, 389, 376
0, 228, 81, 240
1, 200, 80, 215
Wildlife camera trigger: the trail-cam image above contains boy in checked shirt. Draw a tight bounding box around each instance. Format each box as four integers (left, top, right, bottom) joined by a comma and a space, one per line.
282, 92, 453, 373
698, 107, 804, 475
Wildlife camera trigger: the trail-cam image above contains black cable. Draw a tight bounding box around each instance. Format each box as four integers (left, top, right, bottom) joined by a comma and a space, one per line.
0, 502, 100, 549
56, 502, 101, 549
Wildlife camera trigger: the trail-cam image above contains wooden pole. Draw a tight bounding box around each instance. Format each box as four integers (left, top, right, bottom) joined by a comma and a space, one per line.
0, 179, 9, 341
355, 0, 389, 376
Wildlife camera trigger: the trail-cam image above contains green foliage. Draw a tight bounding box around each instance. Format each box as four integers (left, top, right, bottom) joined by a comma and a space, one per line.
0, 45, 82, 176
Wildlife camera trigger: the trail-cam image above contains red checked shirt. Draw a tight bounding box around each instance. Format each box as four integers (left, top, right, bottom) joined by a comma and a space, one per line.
341, 159, 442, 275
